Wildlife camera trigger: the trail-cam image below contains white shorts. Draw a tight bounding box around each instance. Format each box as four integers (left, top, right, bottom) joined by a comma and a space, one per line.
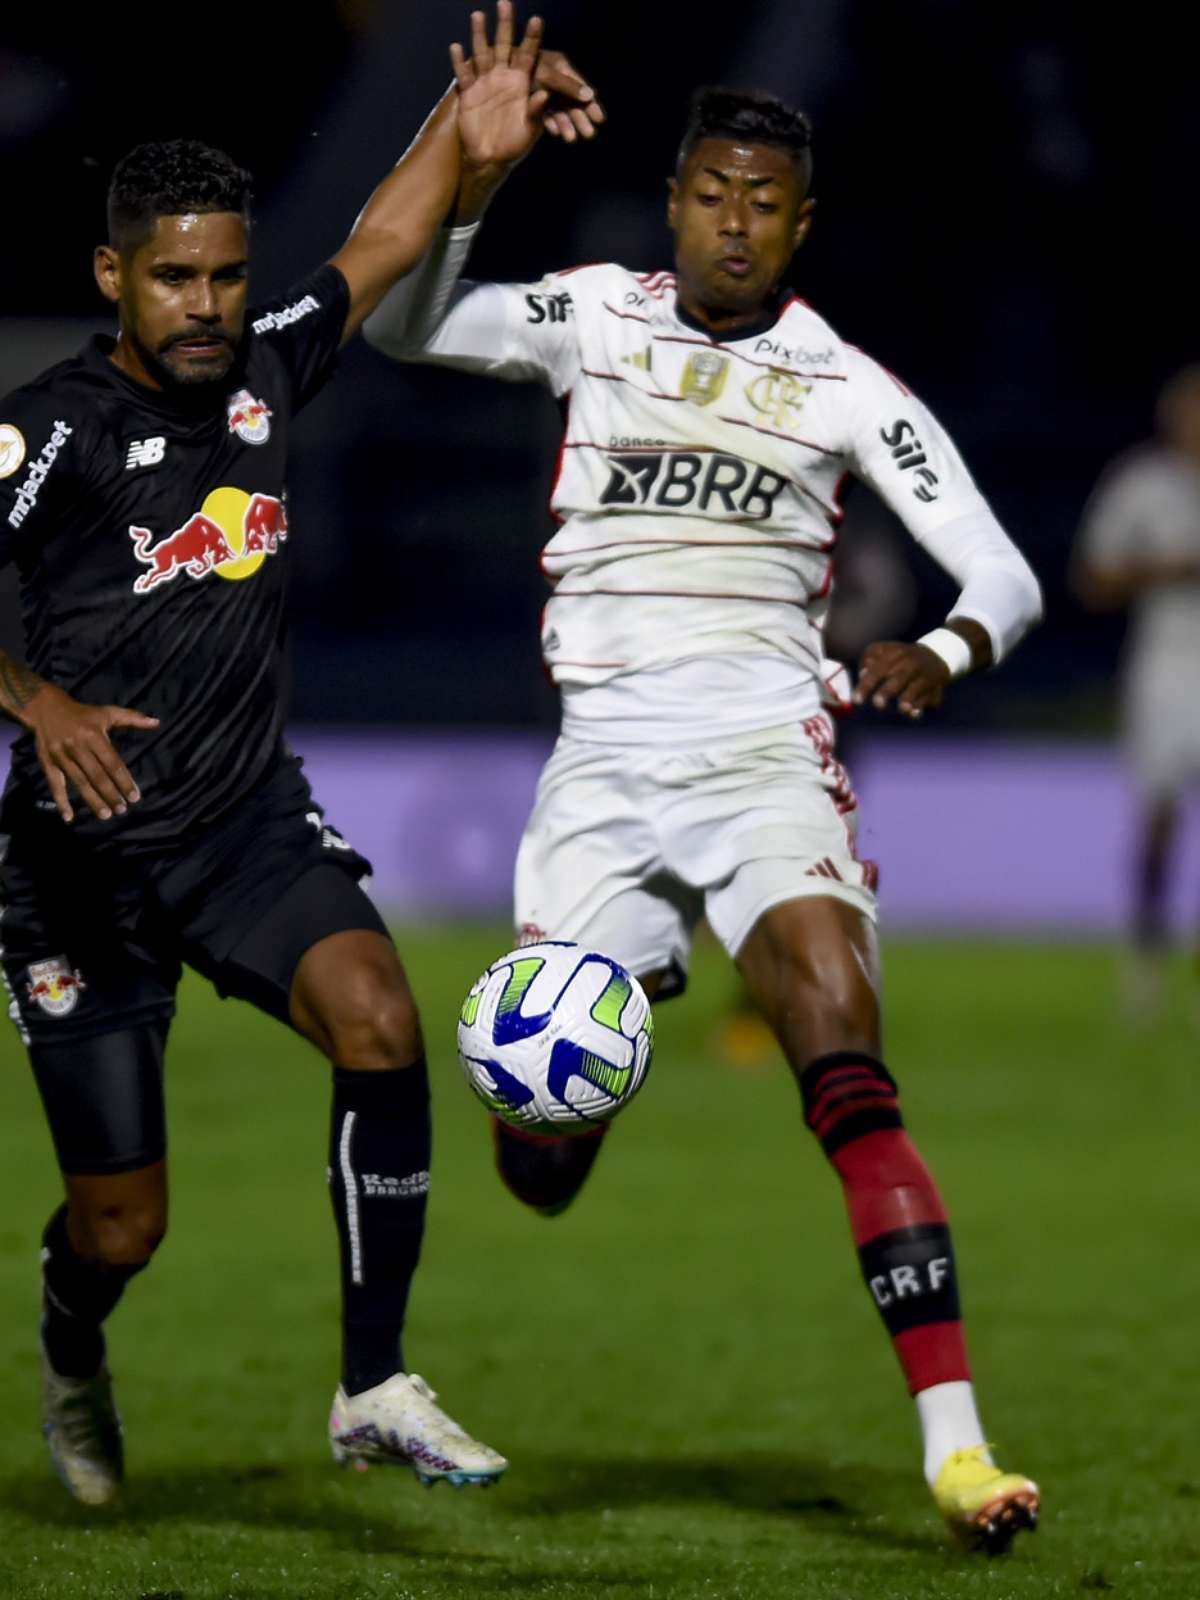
1123, 658, 1200, 803
513, 715, 878, 997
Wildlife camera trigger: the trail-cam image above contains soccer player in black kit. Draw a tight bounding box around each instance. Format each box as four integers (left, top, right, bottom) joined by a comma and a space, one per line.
0, 5, 601, 1506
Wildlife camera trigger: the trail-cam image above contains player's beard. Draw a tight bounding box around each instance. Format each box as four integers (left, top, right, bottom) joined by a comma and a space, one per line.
145, 331, 237, 392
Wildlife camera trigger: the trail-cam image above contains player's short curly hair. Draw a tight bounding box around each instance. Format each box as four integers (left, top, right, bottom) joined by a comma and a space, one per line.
676, 88, 813, 189
107, 139, 252, 253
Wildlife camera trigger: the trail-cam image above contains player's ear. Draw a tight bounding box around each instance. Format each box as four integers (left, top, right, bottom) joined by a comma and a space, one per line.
793, 196, 816, 251
94, 245, 122, 306
666, 175, 679, 229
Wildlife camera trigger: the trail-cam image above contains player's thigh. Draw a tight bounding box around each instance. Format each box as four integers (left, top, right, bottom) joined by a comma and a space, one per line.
515, 740, 698, 999
1, 817, 178, 1176
735, 893, 881, 1062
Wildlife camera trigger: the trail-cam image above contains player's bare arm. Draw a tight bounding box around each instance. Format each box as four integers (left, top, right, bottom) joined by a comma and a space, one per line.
331, 3, 599, 340
0, 648, 157, 824
854, 618, 992, 720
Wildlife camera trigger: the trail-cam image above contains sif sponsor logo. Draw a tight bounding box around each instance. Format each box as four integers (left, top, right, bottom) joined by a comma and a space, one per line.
5, 420, 72, 529
525, 291, 573, 324
129, 488, 287, 594
598, 450, 788, 518
880, 418, 940, 502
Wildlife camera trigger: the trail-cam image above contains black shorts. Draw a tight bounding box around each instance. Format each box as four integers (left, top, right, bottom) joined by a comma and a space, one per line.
0, 753, 389, 1046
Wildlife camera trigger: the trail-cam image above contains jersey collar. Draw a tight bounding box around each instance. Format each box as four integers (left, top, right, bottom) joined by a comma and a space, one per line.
673, 284, 792, 346
80, 334, 249, 420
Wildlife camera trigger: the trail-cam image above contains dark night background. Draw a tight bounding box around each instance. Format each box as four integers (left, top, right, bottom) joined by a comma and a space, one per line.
2, 1, 1195, 733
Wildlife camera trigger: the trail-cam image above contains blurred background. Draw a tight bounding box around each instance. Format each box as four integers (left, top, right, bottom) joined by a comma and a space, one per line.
2, 0, 1198, 932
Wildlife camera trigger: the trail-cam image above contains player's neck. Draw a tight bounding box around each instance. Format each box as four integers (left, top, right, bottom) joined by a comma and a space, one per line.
674, 284, 787, 342
109, 333, 165, 392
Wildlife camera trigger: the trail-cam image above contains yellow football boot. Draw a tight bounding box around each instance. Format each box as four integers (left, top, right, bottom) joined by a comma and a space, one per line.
932, 1445, 1040, 1554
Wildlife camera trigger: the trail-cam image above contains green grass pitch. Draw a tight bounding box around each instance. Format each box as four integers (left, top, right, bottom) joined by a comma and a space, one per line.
1, 928, 1197, 1599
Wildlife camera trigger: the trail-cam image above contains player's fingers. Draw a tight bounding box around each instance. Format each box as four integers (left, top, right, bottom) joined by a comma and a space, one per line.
515, 11, 545, 69
494, 0, 515, 63
558, 115, 578, 144
584, 96, 606, 125
535, 54, 595, 103
41, 759, 73, 824
469, 9, 493, 72
528, 87, 551, 119
59, 751, 120, 822
868, 665, 917, 710
543, 110, 565, 137
852, 650, 896, 703
568, 105, 596, 139
449, 42, 476, 91
89, 735, 143, 805
105, 707, 160, 730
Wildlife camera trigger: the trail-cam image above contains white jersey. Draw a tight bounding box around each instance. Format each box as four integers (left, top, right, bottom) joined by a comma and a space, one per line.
1077, 446, 1200, 671
365, 233, 1041, 740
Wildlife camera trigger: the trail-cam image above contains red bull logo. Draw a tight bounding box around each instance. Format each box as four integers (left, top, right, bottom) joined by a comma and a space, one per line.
226, 388, 272, 444
26, 957, 86, 1018
129, 488, 287, 594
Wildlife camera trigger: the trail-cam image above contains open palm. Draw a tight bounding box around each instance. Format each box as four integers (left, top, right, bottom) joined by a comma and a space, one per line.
453, 3, 549, 168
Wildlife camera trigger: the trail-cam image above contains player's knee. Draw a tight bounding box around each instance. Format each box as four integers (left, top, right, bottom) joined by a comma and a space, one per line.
770, 945, 875, 1056
324, 977, 422, 1070
798, 1051, 904, 1159
77, 1204, 166, 1269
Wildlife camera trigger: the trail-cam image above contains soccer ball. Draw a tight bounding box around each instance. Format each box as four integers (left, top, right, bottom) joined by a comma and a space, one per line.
457, 941, 654, 1134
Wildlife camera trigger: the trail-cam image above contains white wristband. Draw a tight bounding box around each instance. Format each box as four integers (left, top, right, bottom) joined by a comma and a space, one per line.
917, 627, 973, 679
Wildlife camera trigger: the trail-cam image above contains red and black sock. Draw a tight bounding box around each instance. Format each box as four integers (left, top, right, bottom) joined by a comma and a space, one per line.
800, 1051, 970, 1394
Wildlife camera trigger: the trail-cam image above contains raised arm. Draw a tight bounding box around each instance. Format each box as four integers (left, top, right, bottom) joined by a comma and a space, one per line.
330, 3, 599, 344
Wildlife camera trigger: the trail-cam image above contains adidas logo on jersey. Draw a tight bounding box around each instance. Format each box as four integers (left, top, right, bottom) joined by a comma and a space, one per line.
125, 436, 166, 470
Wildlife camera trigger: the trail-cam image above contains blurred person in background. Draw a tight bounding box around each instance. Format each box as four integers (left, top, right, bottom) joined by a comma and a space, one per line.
365, 83, 1043, 1551
1073, 364, 1200, 1015
0, 4, 598, 1508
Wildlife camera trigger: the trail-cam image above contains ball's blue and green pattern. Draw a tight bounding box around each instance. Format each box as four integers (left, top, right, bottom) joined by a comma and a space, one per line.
457, 941, 654, 1133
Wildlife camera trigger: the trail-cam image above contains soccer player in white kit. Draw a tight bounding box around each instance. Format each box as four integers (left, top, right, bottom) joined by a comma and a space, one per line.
367, 80, 1043, 1551
1074, 365, 1200, 1002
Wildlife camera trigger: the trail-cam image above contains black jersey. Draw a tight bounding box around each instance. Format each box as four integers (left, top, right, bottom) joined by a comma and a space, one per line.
0, 263, 350, 853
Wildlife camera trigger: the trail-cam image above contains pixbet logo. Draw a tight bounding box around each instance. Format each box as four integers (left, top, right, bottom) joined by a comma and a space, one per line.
598, 450, 788, 518
753, 337, 834, 366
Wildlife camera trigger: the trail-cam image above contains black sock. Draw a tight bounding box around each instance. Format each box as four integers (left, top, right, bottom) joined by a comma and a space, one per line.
329, 1061, 431, 1396
41, 1207, 145, 1380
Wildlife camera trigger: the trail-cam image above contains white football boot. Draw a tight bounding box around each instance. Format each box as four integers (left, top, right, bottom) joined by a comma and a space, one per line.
41, 1350, 124, 1506
329, 1371, 507, 1487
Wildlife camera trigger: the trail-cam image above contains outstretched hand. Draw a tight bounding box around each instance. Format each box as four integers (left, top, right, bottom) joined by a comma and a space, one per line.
853, 641, 950, 721
451, 3, 602, 170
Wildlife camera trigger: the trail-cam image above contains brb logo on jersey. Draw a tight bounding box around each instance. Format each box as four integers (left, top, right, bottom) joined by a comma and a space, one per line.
129, 488, 287, 594
598, 450, 788, 519
226, 389, 272, 445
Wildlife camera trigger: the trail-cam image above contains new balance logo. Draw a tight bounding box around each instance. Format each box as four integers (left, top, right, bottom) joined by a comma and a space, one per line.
363, 1171, 430, 1199
125, 436, 166, 470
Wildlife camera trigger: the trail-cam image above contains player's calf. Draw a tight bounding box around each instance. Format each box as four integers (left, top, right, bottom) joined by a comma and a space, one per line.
490, 1116, 609, 1216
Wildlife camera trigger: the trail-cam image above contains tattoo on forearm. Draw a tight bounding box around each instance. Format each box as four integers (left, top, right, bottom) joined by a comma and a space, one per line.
0, 652, 45, 719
